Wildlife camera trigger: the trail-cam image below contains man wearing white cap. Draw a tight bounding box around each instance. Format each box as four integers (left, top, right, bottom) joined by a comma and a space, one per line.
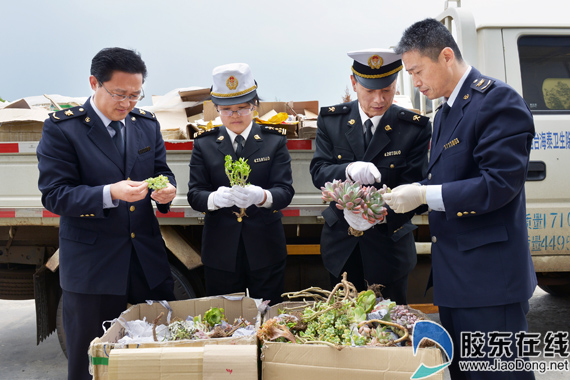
187, 63, 294, 305
310, 49, 431, 304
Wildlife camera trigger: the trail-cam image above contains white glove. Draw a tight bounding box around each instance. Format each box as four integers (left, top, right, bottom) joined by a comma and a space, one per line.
383, 184, 426, 213
347, 162, 381, 184
232, 185, 266, 208
343, 209, 376, 232
212, 186, 236, 209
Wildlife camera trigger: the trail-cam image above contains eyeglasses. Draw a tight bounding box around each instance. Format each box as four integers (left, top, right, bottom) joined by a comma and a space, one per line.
98, 81, 145, 102
217, 107, 254, 117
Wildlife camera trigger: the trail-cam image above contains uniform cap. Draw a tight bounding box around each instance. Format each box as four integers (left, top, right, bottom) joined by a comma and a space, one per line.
210, 63, 258, 106
348, 48, 402, 90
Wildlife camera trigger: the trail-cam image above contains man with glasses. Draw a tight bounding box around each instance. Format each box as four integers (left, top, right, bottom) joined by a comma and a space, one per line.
37, 47, 177, 380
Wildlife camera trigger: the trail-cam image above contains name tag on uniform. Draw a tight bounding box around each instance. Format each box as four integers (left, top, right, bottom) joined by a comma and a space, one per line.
384, 150, 401, 157
138, 146, 151, 154
444, 138, 460, 150
254, 156, 270, 163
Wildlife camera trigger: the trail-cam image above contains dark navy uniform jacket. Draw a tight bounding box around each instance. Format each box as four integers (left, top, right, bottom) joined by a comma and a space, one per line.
187, 123, 294, 272
310, 101, 431, 282
37, 98, 175, 295
424, 67, 537, 308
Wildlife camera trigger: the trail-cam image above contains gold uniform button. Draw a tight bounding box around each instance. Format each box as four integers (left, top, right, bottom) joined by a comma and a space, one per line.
90, 214, 95, 217
131, 233, 135, 239
130, 206, 135, 212
80, 214, 84, 217
471, 211, 476, 214
337, 155, 342, 159
390, 164, 395, 169
432, 236, 437, 243
457, 212, 463, 217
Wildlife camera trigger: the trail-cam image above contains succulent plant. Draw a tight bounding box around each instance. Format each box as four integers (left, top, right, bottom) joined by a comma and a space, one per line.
360, 185, 389, 223
321, 179, 363, 211
321, 180, 389, 224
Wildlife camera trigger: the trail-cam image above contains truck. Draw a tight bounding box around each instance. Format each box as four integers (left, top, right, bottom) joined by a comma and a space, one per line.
1, 0, 569, 355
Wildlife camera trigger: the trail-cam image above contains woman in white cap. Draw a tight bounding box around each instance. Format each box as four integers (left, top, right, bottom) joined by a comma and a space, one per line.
187, 63, 294, 305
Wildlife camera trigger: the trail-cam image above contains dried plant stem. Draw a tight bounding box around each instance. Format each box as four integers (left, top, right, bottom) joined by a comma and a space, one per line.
152, 312, 165, 342
358, 319, 409, 344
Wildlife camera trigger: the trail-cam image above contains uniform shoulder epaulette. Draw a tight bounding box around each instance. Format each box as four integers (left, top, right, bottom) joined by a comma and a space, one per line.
131, 107, 156, 120
397, 108, 429, 126
193, 127, 219, 139
320, 104, 351, 116
260, 125, 287, 136
471, 77, 495, 93
49, 106, 87, 123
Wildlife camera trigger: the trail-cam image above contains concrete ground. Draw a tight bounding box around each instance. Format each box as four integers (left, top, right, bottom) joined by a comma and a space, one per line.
0, 287, 568, 379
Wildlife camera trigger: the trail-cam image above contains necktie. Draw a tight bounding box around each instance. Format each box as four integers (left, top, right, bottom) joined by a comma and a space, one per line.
110, 121, 125, 158
364, 119, 373, 150
436, 103, 451, 145
235, 134, 245, 157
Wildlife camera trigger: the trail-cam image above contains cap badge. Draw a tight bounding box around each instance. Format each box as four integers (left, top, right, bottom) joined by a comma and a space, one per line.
348, 119, 355, 125
368, 55, 383, 69
226, 75, 238, 90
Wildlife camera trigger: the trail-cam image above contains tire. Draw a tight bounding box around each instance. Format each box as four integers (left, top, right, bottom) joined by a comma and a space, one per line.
170, 264, 198, 300
539, 284, 570, 297
56, 295, 67, 358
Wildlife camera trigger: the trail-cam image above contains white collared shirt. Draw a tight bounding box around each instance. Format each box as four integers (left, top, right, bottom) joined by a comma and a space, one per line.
357, 102, 384, 135
90, 97, 126, 209
425, 66, 473, 212
225, 122, 253, 152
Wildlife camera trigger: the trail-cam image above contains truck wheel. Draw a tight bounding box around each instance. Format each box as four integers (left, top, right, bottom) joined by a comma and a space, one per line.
170, 264, 198, 300
539, 284, 570, 297
56, 295, 67, 358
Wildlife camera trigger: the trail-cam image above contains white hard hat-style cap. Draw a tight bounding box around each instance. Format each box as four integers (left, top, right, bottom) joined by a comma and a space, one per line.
348, 48, 402, 90
210, 63, 258, 106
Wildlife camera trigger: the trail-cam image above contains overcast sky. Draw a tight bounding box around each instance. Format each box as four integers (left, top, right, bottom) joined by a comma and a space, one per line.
2, 0, 567, 108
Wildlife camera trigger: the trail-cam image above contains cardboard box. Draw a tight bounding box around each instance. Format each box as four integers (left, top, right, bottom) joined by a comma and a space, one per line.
261, 302, 444, 380
0, 108, 48, 142
203, 100, 319, 139
107, 345, 257, 380
89, 296, 260, 380
261, 343, 443, 380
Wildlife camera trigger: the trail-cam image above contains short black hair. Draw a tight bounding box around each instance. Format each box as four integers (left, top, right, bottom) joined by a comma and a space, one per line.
395, 18, 463, 62
90, 47, 148, 83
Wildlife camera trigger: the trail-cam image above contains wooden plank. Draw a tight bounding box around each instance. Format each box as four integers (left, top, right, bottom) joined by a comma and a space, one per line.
286, 244, 320, 255
409, 303, 439, 314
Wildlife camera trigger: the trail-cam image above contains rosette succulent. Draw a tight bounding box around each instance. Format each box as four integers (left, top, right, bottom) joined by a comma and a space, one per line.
321, 179, 363, 211
360, 185, 389, 223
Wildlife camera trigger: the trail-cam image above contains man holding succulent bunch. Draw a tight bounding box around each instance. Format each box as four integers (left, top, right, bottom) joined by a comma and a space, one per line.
310, 49, 431, 304
37, 47, 177, 380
